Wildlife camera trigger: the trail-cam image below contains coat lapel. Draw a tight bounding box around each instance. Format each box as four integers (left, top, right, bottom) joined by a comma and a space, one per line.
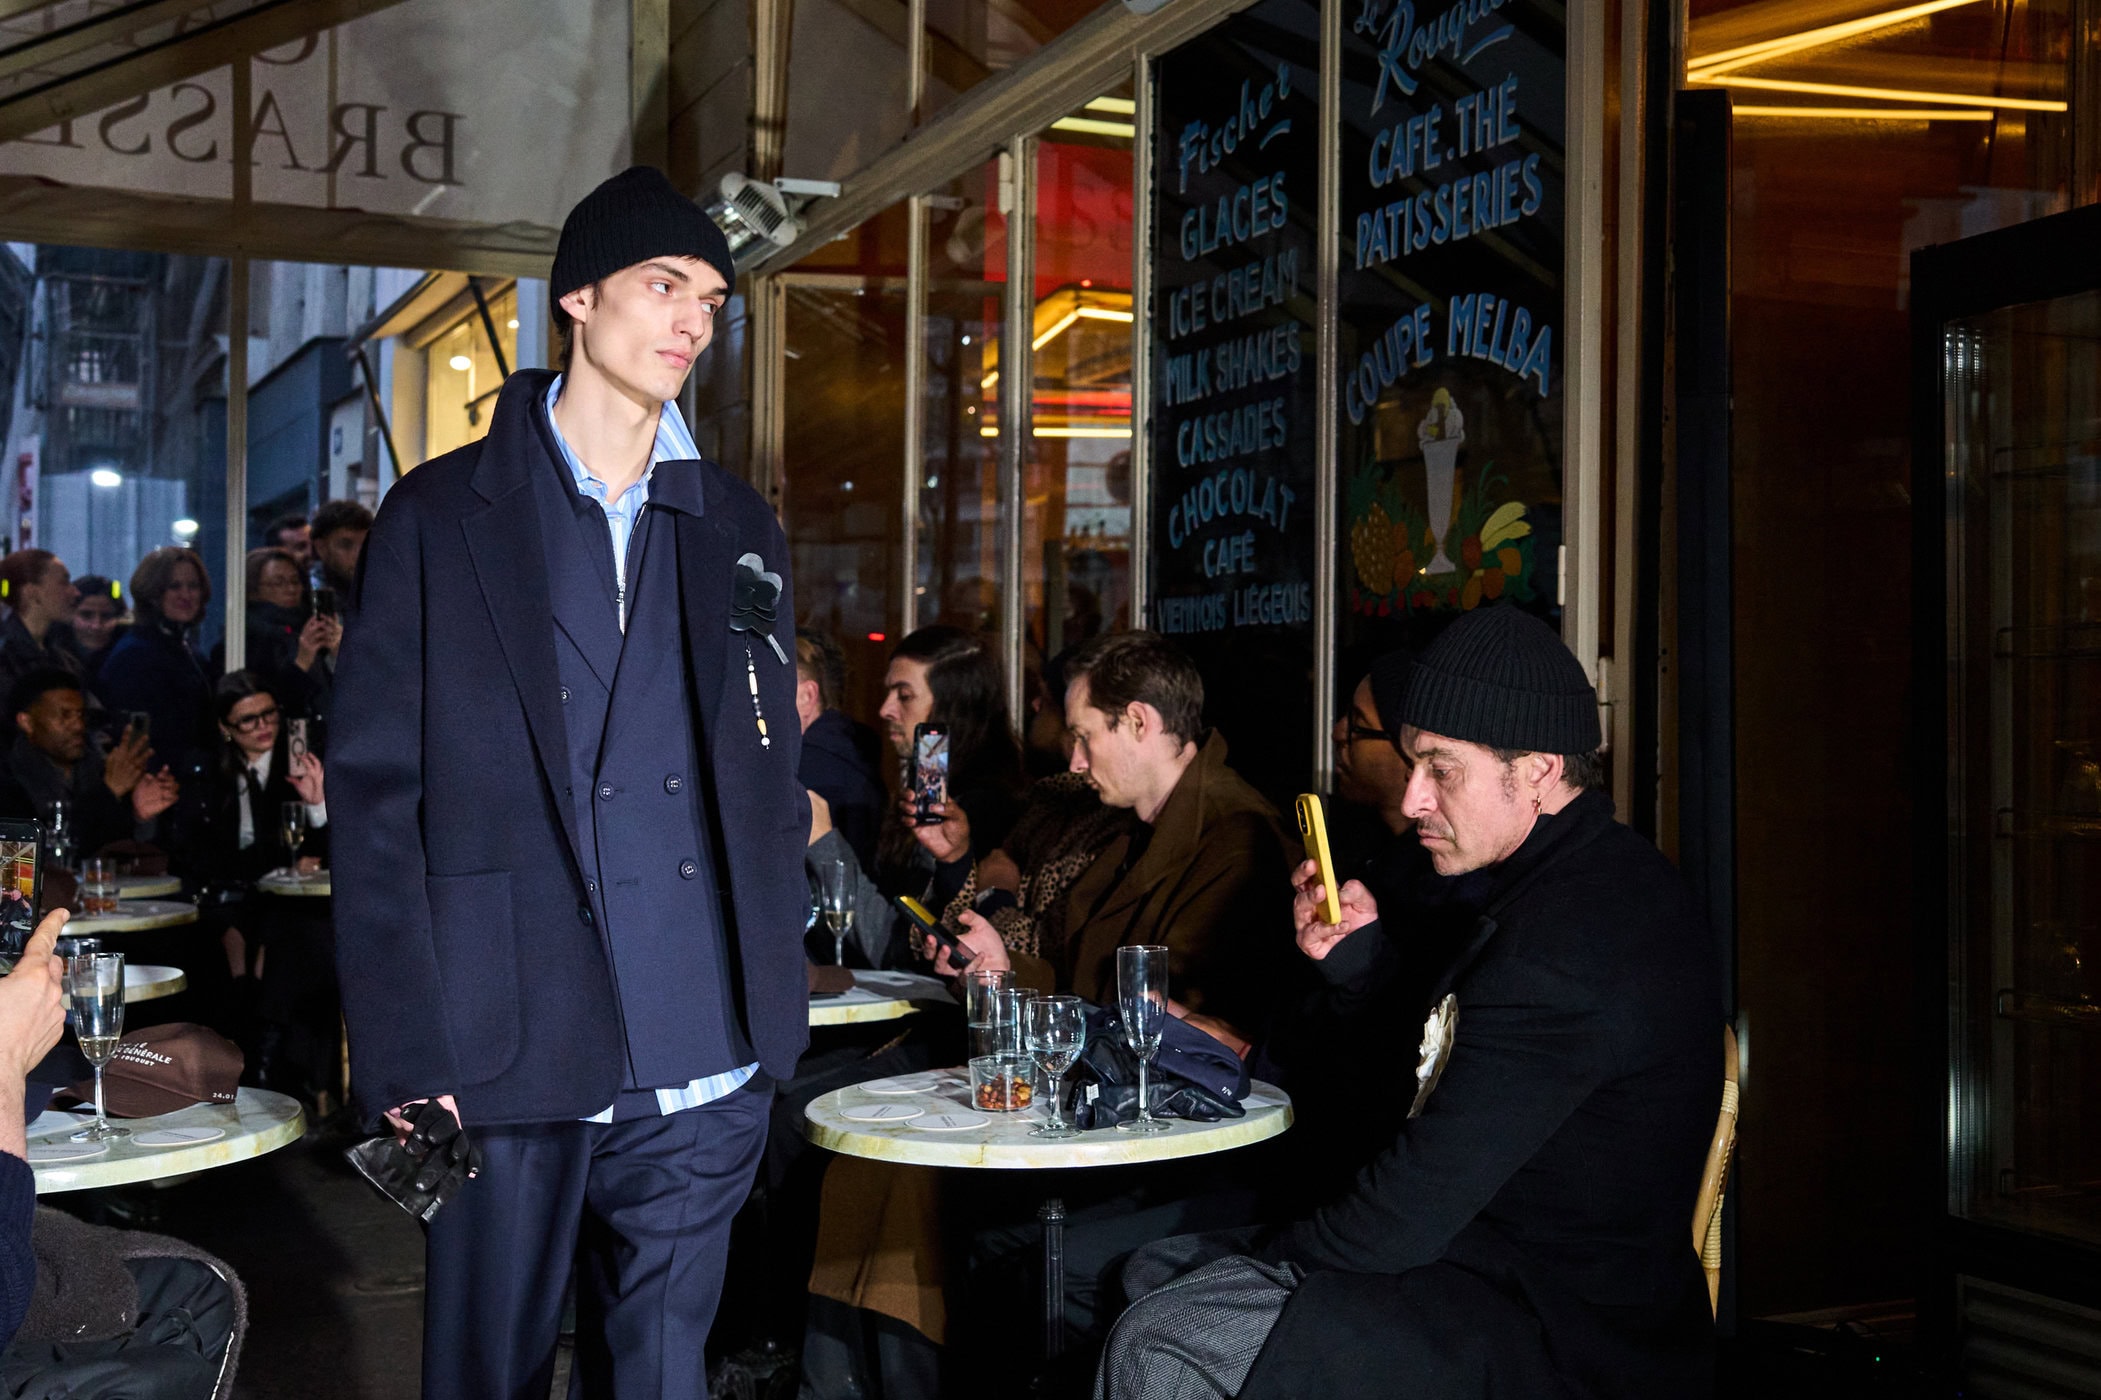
653, 461, 736, 739
462, 380, 585, 872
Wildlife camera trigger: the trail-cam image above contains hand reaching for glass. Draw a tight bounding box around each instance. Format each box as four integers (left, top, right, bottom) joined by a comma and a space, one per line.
1290, 858, 1380, 960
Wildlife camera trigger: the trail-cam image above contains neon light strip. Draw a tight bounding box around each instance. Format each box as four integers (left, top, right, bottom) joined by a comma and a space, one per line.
1698, 75, 2066, 111
1687, 0, 1981, 78
1733, 104, 1993, 120
1050, 117, 1136, 139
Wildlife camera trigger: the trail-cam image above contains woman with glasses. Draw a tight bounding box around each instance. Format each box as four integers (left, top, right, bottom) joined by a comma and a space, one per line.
177, 672, 329, 1087
210, 548, 340, 722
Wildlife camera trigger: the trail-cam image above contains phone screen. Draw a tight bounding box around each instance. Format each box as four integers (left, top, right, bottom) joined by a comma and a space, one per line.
911, 724, 950, 826
0, 825, 41, 964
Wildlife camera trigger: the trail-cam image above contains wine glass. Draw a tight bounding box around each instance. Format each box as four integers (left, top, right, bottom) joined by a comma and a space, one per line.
1115, 944, 1171, 1134
65, 951, 129, 1143
816, 857, 853, 967
279, 801, 307, 873
1025, 995, 1087, 1139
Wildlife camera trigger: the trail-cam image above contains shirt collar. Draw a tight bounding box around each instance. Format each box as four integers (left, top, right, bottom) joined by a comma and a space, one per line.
543, 374, 701, 504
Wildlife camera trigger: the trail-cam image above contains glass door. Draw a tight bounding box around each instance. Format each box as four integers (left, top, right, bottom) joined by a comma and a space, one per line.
1918, 201, 2101, 1386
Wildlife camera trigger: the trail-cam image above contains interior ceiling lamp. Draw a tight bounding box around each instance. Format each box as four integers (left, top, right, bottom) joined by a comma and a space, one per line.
1698, 75, 2066, 111
1733, 104, 1993, 120
1052, 96, 1138, 141
981, 287, 1135, 392
1687, 0, 1982, 79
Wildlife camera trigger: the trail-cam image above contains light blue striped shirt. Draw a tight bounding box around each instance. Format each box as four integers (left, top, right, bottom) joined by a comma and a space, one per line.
544, 375, 758, 1122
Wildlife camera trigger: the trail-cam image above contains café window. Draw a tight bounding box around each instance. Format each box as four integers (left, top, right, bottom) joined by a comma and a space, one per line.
416, 284, 519, 460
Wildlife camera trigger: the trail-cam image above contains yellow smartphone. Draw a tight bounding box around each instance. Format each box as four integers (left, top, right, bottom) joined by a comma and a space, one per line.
1295, 792, 1342, 926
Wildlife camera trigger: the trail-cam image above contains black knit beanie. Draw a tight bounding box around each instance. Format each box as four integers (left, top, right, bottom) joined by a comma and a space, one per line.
1403, 606, 1600, 754
552, 166, 735, 300
1366, 649, 1413, 742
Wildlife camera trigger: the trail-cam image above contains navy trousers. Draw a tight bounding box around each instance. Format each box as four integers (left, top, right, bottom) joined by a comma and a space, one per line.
422, 1078, 771, 1400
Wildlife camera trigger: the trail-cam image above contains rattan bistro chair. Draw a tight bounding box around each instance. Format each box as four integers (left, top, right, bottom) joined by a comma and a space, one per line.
1692, 1023, 1742, 1317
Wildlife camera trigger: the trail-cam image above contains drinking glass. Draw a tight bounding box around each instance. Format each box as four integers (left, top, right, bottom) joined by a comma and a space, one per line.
963, 967, 1014, 1059
65, 951, 129, 1143
1025, 995, 1087, 1138
1115, 944, 1171, 1134
279, 802, 307, 870
80, 858, 117, 917
816, 857, 853, 967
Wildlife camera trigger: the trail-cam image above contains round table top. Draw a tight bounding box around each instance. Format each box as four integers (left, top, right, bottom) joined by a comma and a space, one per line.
68, 900, 199, 933
805, 1069, 1293, 1169
257, 870, 331, 897
27, 1088, 305, 1193
116, 875, 182, 899
125, 964, 186, 1002
809, 969, 954, 1027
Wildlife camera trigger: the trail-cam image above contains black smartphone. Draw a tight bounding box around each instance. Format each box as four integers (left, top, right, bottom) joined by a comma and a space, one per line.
0, 821, 42, 967
313, 587, 339, 621
893, 894, 964, 961
124, 711, 149, 744
910, 723, 950, 827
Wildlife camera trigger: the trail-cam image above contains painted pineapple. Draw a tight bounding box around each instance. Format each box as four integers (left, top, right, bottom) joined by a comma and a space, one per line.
1351, 501, 1397, 595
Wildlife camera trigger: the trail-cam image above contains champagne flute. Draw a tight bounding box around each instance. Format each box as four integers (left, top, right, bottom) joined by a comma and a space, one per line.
66, 951, 129, 1143
816, 857, 853, 967
1115, 944, 1171, 1134
280, 801, 307, 873
1025, 995, 1087, 1138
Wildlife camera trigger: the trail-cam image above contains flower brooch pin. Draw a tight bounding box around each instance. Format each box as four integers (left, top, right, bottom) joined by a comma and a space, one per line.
731, 553, 789, 748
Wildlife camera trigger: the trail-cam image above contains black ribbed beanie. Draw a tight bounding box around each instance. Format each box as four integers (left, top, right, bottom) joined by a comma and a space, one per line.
1403, 605, 1600, 754
552, 166, 735, 300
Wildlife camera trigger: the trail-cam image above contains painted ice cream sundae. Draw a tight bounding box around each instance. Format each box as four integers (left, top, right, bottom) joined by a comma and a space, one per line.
1418, 388, 1466, 575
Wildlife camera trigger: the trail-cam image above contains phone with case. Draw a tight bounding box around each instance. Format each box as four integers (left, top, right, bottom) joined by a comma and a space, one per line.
1294, 793, 1343, 926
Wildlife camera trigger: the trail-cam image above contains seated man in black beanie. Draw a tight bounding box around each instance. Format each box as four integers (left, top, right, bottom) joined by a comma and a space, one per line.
1096, 605, 1724, 1400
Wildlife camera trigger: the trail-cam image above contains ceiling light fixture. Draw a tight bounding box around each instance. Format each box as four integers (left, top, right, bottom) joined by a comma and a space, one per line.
1085, 96, 1137, 115
449, 354, 473, 371
1688, 0, 1981, 78
1732, 104, 1993, 121
1051, 116, 1136, 139
90, 467, 123, 489
1698, 75, 2066, 111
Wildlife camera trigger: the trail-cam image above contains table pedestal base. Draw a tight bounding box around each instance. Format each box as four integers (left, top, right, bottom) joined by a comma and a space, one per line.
1040, 1194, 1067, 1364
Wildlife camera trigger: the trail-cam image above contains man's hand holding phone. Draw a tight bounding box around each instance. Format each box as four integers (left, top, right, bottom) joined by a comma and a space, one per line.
1291, 859, 1380, 961
906, 793, 971, 865
930, 908, 1009, 977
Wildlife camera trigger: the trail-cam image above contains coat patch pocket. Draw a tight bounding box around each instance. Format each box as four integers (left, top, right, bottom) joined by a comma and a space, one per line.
424, 870, 521, 1085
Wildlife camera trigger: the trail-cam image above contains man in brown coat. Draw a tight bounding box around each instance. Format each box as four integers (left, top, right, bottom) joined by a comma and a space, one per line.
932, 628, 1298, 1049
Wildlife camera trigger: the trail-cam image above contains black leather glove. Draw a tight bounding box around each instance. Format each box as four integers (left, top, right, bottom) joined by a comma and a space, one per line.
344, 1099, 484, 1223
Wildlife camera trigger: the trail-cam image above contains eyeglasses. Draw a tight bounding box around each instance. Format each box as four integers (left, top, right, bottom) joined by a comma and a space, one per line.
229, 706, 280, 733
1343, 719, 1393, 746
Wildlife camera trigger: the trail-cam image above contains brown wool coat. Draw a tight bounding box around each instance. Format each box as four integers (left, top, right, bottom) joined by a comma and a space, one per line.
808, 732, 1301, 1341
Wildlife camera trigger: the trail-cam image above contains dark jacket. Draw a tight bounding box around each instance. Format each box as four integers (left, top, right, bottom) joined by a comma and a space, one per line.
1242, 791, 1722, 1400
5, 737, 140, 857
329, 369, 810, 1127
799, 708, 886, 872
0, 617, 86, 710
176, 737, 329, 894
209, 603, 329, 723
96, 618, 214, 780
1012, 731, 1299, 1036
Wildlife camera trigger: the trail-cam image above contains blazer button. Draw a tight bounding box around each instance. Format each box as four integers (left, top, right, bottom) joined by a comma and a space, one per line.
664, 775, 683, 794
679, 859, 698, 879
598, 784, 615, 801
560, 686, 571, 704
578, 905, 594, 925
585, 879, 598, 894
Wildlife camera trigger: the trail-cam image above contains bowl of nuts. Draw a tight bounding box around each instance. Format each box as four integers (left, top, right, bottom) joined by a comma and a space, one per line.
969, 1054, 1035, 1113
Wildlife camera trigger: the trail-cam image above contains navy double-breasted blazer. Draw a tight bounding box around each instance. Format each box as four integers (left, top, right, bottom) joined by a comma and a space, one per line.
330, 370, 811, 1126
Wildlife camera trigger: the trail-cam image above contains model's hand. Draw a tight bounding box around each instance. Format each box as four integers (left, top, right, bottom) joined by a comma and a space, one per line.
130, 768, 180, 822
103, 729, 151, 799
1291, 859, 1379, 960
932, 908, 1009, 978
0, 911, 67, 1081
909, 794, 972, 865
288, 752, 325, 807
806, 789, 833, 847
387, 1093, 461, 1145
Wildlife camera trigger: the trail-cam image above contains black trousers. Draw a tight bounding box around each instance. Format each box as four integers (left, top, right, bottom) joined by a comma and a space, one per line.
422, 1078, 771, 1400
0, 1256, 238, 1400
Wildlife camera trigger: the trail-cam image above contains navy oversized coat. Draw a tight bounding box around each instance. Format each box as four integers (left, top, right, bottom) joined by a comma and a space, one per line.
330, 370, 810, 1126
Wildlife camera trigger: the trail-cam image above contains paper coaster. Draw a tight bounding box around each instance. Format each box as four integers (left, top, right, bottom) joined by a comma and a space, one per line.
912, 1111, 989, 1132
132, 1127, 224, 1146
840, 1103, 924, 1123
27, 1139, 108, 1162
863, 1075, 944, 1096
